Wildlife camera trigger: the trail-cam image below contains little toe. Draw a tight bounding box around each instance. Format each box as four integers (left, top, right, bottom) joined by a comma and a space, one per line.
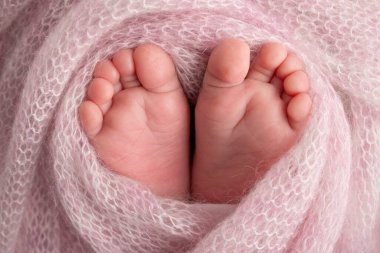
112, 49, 140, 89
203, 39, 250, 88
79, 101, 103, 138
283, 70, 310, 96
247, 42, 287, 83
287, 93, 312, 131
133, 43, 180, 93
87, 78, 114, 113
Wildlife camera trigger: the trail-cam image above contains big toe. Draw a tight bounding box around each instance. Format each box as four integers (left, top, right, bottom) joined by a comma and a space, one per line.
133, 44, 181, 93
203, 39, 251, 88
196, 39, 252, 128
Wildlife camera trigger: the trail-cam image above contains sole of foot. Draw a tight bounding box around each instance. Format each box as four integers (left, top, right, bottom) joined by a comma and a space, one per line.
192, 39, 312, 203
79, 44, 190, 199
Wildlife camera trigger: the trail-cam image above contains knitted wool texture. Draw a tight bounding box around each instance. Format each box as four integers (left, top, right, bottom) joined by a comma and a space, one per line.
0, 0, 380, 252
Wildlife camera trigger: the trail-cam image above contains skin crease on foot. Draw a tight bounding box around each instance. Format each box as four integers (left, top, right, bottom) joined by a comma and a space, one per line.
79, 39, 311, 204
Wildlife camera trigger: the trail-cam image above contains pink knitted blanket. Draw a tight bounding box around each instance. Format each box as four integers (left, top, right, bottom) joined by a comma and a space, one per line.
1, 1, 380, 252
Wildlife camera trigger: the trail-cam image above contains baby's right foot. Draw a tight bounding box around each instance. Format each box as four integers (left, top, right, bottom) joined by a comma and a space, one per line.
192, 39, 311, 203
79, 44, 190, 199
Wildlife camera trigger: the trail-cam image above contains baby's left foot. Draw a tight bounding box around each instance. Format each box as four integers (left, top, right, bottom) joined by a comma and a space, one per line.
79, 44, 190, 199
192, 39, 312, 203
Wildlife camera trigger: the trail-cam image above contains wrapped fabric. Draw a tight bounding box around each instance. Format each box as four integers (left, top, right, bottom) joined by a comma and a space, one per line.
0, 0, 379, 252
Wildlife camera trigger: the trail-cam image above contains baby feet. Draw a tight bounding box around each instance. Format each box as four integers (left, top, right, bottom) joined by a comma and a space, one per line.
79, 44, 190, 199
79, 39, 311, 203
192, 39, 311, 203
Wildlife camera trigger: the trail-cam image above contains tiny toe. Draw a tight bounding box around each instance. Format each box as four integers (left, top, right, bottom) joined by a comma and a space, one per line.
283, 70, 310, 96
112, 49, 140, 89
203, 39, 250, 88
79, 101, 103, 138
133, 43, 180, 93
287, 93, 312, 131
94, 59, 120, 84
87, 78, 114, 113
275, 52, 304, 79
247, 42, 287, 83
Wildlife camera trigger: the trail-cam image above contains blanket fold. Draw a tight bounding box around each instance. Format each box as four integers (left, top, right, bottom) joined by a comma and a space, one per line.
1, 0, 379, 252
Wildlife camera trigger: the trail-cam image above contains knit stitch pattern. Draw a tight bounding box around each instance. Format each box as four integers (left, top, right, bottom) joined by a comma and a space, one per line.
0, 0, 379, 252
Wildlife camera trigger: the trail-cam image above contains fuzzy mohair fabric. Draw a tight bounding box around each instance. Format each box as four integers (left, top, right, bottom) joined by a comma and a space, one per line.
0, 0, 380, 252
